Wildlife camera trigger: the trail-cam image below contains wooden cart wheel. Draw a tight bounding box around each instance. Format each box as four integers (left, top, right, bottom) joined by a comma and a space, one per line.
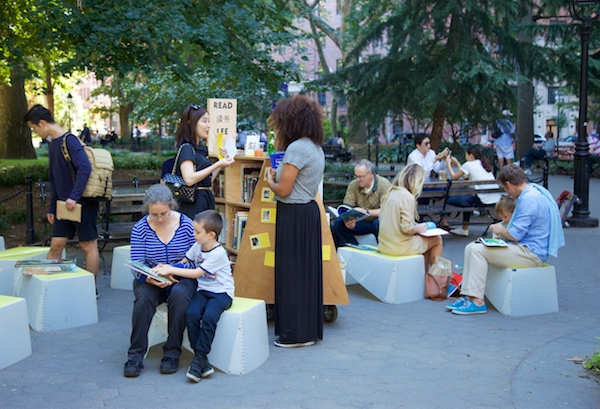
323, 305, 338, 323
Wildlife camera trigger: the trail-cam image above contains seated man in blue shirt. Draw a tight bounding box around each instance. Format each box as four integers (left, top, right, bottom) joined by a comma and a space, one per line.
447, 164, 565, 315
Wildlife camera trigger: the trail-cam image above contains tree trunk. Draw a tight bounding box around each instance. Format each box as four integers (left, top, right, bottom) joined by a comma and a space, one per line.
119, 103, 133, 142
430, 105, 445, 152
0, 67, 36, 159
516, 11, 534, 160
44, 59, 55, 115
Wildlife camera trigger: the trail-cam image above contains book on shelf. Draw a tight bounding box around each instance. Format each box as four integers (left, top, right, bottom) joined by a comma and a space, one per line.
240, 164, 262, 203
124, 260, 175, 285
418, 221, 449, 237
233, 211, 249, 250
327, 205, 370, 222
216, 207, 227, 244
476, 237, 508, 247
213, 172, 225, 199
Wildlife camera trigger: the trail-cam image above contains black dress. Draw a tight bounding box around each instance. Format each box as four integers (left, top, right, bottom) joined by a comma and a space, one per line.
176, 144, 215, 220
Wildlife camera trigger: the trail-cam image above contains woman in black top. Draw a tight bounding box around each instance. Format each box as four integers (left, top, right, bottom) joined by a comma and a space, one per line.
173, 105, 234, 219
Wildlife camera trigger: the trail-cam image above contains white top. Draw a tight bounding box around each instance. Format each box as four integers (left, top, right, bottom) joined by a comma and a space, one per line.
407, 149, 446, 181
459, 160, 502, 205
186, 243, 234, 299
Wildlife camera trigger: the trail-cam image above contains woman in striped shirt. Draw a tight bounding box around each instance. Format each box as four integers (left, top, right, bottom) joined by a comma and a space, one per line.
123, 184, 197, 378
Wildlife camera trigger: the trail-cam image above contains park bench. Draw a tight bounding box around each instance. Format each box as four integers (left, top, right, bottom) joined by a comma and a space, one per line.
418, 179, 505, 227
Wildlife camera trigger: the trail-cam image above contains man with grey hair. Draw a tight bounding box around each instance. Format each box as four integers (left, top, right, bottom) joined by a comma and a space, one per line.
330, 159, 392, 247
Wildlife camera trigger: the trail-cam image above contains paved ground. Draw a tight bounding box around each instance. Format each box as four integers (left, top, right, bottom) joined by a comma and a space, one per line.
1, 173, 599, 409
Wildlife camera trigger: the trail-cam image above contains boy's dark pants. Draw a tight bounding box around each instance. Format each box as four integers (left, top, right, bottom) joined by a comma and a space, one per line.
186, 290, 232, 356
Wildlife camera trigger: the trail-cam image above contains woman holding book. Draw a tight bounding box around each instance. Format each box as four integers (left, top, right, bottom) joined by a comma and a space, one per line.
123, 184, 197, 378
440, 146, 501, 236
266, 95, 325, 348
168, 104, 234, 220
378, 163, 443, 272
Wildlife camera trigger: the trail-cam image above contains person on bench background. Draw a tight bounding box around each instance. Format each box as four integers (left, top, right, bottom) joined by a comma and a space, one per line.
523, 131, 556, 175
378, 163, 444, 273
330, 159, 392, 247
441, 146, 502, 236
124, 185, 197, 378
446, 165, 564, 315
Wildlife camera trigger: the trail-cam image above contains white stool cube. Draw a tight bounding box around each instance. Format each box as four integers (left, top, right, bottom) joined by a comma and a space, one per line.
485, 264, 559, 316
16, 267, 98, 331
0, 236, 5, 251
0, 247, 57, 296
147, 297, 269, 375
0, 295, 32, 369
110, 245, 133, 290
338, 247, 425, 304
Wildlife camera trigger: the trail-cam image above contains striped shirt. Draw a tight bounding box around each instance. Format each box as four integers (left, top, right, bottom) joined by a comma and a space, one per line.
129, 213, 195, 283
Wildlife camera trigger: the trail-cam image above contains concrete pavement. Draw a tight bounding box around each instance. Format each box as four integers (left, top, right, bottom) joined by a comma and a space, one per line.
1, 173, 599, 408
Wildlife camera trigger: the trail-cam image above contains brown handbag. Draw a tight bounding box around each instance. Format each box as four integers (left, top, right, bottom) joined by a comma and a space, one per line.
425, 273, 450, 301
425, 256, 452, 301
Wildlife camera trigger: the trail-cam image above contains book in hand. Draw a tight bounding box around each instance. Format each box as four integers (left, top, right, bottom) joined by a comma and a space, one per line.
477, 237, 508, 247
328, 205, 370, 222
418, 221, 449, 237
124, 260, 175, 285
56, 200, 82, 222
269, 152, 285, 169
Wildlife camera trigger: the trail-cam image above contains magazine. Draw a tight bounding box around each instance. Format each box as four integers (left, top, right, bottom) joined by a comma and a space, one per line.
418, 221, 449, 237
124, 260, 175, 285
15, 259, 77, 267
19, 264, 78, 276
477, 237, 508, 247
327, 205, 370, 222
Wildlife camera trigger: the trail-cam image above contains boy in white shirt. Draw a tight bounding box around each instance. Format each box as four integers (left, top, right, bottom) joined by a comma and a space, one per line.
155, 210, 234, 382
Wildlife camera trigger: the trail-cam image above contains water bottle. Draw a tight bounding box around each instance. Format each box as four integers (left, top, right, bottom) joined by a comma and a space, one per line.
267, 132, 276, 155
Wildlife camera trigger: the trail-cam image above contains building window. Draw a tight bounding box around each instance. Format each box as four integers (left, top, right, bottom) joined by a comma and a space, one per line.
338, 94, 347, 108
318, 92, 327, 106
548, 87, 560, 105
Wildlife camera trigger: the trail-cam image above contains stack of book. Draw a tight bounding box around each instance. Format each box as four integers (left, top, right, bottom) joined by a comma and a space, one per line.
233, 211, 249, 250
15, 259, 78, 275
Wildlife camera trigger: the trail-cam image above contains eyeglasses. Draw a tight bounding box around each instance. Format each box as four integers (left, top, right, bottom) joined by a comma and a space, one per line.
423, 142, 431, 146
148, 210, 171, 221
354, 173, 370, 179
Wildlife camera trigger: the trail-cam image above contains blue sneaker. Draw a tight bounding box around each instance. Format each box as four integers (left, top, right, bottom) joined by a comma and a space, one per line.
452, 299, 487, 315
445, 297, 467, 311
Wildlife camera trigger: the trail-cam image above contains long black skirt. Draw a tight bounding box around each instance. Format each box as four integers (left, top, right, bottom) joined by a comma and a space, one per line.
274, 200, 323, 343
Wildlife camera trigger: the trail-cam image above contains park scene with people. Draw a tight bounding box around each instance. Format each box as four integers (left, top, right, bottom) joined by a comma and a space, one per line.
1, 1, 600, 408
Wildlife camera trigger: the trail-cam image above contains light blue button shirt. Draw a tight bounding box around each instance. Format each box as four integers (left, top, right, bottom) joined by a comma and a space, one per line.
507, 185, 550, 261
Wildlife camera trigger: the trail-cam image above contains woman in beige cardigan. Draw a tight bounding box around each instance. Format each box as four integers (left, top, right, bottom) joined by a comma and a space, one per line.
378, 163, 443, 271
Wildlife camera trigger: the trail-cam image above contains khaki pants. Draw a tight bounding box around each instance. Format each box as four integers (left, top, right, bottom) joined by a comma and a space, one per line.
461, 242, 542, 300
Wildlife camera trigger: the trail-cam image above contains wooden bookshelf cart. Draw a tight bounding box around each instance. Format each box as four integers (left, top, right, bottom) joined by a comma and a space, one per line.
215, 155, 349, 322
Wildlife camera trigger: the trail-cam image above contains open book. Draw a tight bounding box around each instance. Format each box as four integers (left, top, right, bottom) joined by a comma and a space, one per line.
418, 221, 449, 237
327, 205, 370, 222
124, 260, 175, 285
477, 237, 508, 247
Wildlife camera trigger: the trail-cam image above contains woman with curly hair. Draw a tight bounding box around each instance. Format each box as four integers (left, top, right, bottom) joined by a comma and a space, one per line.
266, 95, 325, 348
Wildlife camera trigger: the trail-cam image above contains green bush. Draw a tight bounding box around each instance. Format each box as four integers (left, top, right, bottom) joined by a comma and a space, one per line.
0, 159, 49, 187
585, 337, 600, 373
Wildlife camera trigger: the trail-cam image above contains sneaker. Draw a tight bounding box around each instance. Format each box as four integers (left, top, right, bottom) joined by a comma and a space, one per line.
186, 364, 202, 383
274, 340, 315, 348
445, 296, 467, 311
159, 357, 179, 374
123, 360, 144, 377
452, 299, 487, 315
450, 228, 469, 237
524, 168, 532, 175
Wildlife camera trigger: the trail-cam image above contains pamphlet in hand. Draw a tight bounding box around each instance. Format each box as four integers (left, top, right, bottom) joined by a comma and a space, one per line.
418, 221, 449, 237
477, 237, 508, 247
328, 205, 370, 222
124, 260, 175, 285
269, 152, 285, 169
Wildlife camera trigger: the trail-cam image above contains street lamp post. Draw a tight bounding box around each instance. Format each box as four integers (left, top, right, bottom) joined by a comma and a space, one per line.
67, 93, 73, 132
568, 0, 599, 227
555, 91, 562, 141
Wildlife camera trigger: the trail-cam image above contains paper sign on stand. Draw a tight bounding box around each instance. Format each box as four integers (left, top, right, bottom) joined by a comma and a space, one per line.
207, 98, 237, 158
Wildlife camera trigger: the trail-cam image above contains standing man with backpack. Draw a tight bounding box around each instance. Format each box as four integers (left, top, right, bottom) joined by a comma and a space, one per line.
25, 105, 100, 294
492, 109, 516, 169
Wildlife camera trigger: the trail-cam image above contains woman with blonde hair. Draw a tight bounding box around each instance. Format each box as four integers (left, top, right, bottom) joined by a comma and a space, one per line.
378, 163, 443, 271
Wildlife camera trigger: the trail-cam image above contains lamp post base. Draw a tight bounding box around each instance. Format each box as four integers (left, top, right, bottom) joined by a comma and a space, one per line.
567, 215, 599, 227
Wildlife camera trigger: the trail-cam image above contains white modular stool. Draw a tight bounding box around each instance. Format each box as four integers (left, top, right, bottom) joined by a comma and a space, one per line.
338, 247, 425, 304
0, 247, 56, 296
147, 297, 269, 375
16, 267, 98, 331
485, 264, 558, 316
0, 236, 5, 251
110, 245, 133, 290
0, 295, 32, 369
